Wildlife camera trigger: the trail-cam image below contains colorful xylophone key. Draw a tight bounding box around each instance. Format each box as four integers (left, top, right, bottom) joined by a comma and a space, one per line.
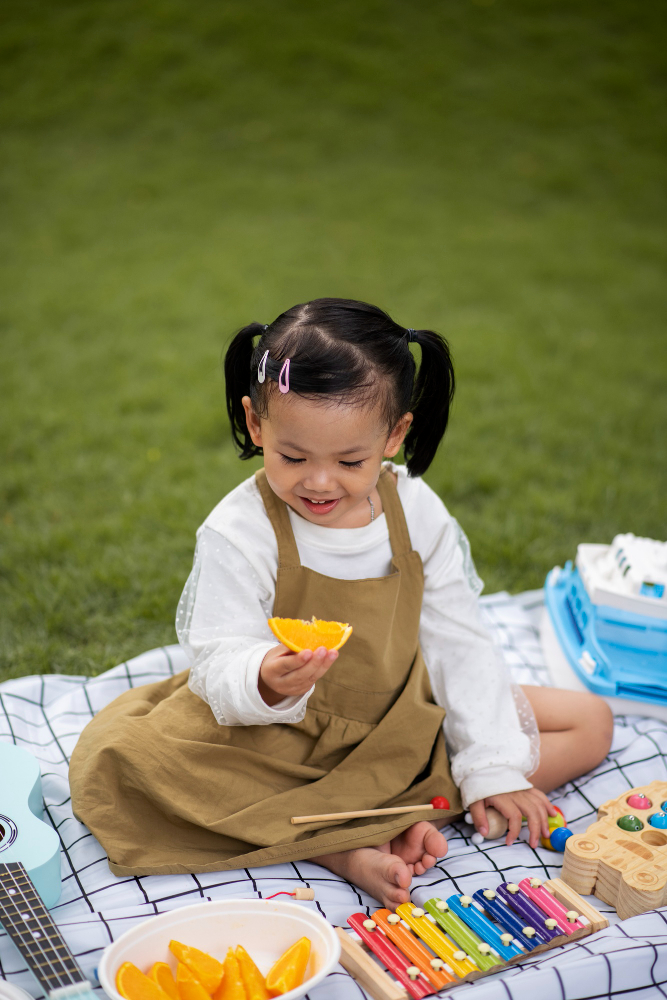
518, 878, 584, 935
472, 889, 540, 951
348, 913, 432, 999
421, 899, 502, 971
446, 895, 523, 960
497, 882, 559, 943
395, 903, 479, 978
372, 910, 456, 990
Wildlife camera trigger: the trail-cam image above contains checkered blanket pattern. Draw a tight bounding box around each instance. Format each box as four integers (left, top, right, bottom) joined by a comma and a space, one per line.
2, 591, 667, 999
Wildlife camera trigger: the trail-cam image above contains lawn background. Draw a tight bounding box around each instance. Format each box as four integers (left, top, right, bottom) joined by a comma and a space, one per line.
1, 0, 665, 681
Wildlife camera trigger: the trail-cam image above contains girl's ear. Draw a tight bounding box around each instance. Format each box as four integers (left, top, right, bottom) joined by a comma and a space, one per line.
242, 396, 263, 448
383, 412, 413, 459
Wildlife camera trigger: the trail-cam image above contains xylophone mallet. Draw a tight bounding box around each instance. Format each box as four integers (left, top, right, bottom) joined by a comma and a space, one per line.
291, 796, 450, 825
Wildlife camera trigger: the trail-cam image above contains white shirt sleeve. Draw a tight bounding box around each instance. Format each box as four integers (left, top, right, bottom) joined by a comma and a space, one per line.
410, 478, 535, 808
175, 525, 313, 726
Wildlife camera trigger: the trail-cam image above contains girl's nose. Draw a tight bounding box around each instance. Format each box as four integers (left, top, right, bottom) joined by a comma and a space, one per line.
301, 467, 337, 493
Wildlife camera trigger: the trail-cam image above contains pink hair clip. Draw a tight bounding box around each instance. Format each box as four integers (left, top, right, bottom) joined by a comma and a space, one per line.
279, 358, 290, 393
257, 350, 268, 383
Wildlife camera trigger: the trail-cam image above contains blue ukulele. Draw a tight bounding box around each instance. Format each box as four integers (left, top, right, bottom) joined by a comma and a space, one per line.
0, 742, 97, 1000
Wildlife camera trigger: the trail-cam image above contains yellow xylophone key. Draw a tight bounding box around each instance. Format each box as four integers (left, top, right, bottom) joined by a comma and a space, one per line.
396, 904, 479, 978
372, 909, 456, 989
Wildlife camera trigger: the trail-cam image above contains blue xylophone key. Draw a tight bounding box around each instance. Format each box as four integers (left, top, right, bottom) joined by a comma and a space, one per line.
446, 895, 523, 960
497, 883, 559, 944
472, 889, 539, 951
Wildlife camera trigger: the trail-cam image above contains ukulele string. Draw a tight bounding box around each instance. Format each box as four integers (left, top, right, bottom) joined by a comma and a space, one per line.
0, 864, 78, 987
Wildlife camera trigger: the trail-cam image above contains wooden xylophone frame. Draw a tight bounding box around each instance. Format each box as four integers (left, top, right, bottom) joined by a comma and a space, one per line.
337, 878, 609, 1000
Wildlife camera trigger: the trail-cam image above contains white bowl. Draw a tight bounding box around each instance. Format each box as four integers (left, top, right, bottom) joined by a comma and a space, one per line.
98, 899, 341, 1000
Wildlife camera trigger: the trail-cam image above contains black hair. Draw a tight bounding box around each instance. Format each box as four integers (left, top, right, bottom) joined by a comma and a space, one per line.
224, 298, 455, 477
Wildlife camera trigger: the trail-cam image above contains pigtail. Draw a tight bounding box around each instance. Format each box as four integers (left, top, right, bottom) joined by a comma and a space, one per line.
224, 322, 266, 460
403, 329, 455, 477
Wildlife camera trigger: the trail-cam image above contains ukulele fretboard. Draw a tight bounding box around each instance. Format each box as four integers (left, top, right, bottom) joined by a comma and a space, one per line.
0, 862, 85, 995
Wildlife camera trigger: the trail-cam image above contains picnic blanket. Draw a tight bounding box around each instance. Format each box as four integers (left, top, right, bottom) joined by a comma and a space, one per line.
2, 590, 667, 1000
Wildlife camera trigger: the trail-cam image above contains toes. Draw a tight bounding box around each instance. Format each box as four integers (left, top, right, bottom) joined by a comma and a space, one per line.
414, 862, 425, 876
389, 858, 412, 890
424, 827, 447, 860
384, 884, 411, 911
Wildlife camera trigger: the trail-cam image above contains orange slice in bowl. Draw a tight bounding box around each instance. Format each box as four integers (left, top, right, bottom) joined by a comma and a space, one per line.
268, 617, 352, 653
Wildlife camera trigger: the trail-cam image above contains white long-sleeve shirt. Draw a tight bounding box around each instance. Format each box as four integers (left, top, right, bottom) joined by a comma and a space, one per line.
176, 465, 538, 808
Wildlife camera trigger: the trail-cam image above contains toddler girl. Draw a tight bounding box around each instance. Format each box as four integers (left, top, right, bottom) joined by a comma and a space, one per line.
70, 297, 613, 908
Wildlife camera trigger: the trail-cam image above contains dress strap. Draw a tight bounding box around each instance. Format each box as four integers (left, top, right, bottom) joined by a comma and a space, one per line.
255, 469, 301, 569
376, 468, 413, 558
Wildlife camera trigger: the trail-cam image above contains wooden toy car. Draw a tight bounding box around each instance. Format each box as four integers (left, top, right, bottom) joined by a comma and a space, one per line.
562, 780, 667, 919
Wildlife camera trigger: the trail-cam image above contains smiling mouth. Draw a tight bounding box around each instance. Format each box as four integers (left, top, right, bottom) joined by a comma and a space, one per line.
300, 496, 341, 514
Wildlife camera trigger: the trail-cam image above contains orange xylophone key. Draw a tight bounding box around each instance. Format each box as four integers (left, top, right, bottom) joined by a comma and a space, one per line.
372, 909, 456, 990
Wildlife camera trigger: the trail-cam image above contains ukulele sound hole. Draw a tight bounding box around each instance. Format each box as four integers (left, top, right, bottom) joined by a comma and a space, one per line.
0, 815, 18, 852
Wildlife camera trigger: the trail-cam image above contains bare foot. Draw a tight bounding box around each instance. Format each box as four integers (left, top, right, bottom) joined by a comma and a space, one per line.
390, 821, 447, 876
312, 846, 413, 909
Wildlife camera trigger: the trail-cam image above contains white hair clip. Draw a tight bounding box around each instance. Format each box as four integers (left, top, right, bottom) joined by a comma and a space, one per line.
257, 350, 268, 383
279, 358, 290, 393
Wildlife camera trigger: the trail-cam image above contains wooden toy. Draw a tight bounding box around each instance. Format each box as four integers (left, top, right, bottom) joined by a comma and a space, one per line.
464, 804, 573, 851
562, 779, 667, 919
464, 808, 508, 844
291, 795, 450, 825
338, 878, 608, 998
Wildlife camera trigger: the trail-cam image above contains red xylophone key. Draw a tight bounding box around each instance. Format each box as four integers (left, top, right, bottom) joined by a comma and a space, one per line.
348, 913, 434, 998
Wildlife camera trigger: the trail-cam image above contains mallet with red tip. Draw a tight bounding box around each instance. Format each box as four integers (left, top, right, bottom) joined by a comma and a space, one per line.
291, 796, 450, 825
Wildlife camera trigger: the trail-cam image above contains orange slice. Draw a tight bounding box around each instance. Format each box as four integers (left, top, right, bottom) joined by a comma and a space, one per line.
116, 963, 172, 1000
149, 964, 179, 1000
268, 617, 352, 653
176, 962, 216, 1000
170, 942, 224, 995
212, 949, 247, 1000
235, 946, 268, 1000
265, 937, 311, 996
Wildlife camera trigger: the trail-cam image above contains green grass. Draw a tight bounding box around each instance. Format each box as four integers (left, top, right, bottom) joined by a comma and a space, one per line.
1, 0, 666, 681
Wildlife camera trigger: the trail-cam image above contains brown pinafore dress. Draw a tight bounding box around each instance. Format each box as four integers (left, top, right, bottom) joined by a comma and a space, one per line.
69, 469, 460, 875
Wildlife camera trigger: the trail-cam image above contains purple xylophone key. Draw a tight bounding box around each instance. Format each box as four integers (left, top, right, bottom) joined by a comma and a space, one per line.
496, 883, 559, 944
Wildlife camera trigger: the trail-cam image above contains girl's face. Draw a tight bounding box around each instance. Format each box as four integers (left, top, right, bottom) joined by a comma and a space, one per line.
242, 392, 412, 528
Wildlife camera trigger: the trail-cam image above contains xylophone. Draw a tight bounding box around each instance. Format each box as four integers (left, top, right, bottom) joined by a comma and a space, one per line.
562, 780, 667, 919
336, 878, 608, 1000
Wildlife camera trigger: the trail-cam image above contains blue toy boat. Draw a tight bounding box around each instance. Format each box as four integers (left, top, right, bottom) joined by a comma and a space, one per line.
542, 534, 667, 720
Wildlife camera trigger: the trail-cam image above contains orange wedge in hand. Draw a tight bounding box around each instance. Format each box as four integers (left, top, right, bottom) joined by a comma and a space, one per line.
268, 617, 352, 653
116, 963, 172, 1000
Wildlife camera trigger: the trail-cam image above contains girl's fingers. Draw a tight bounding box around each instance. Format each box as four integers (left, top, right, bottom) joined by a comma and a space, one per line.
468, 801, 488, 836
523, 808, 541, 848
506, 808, 523, 845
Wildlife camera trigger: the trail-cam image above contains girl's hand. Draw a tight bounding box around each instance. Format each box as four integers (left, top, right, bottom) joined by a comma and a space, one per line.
259, 644, 338, 706
468, 788, 558, 849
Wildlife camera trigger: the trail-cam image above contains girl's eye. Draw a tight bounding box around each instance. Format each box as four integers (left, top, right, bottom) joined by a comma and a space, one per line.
280, 454, 304, 465
340, 460, 364, 468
